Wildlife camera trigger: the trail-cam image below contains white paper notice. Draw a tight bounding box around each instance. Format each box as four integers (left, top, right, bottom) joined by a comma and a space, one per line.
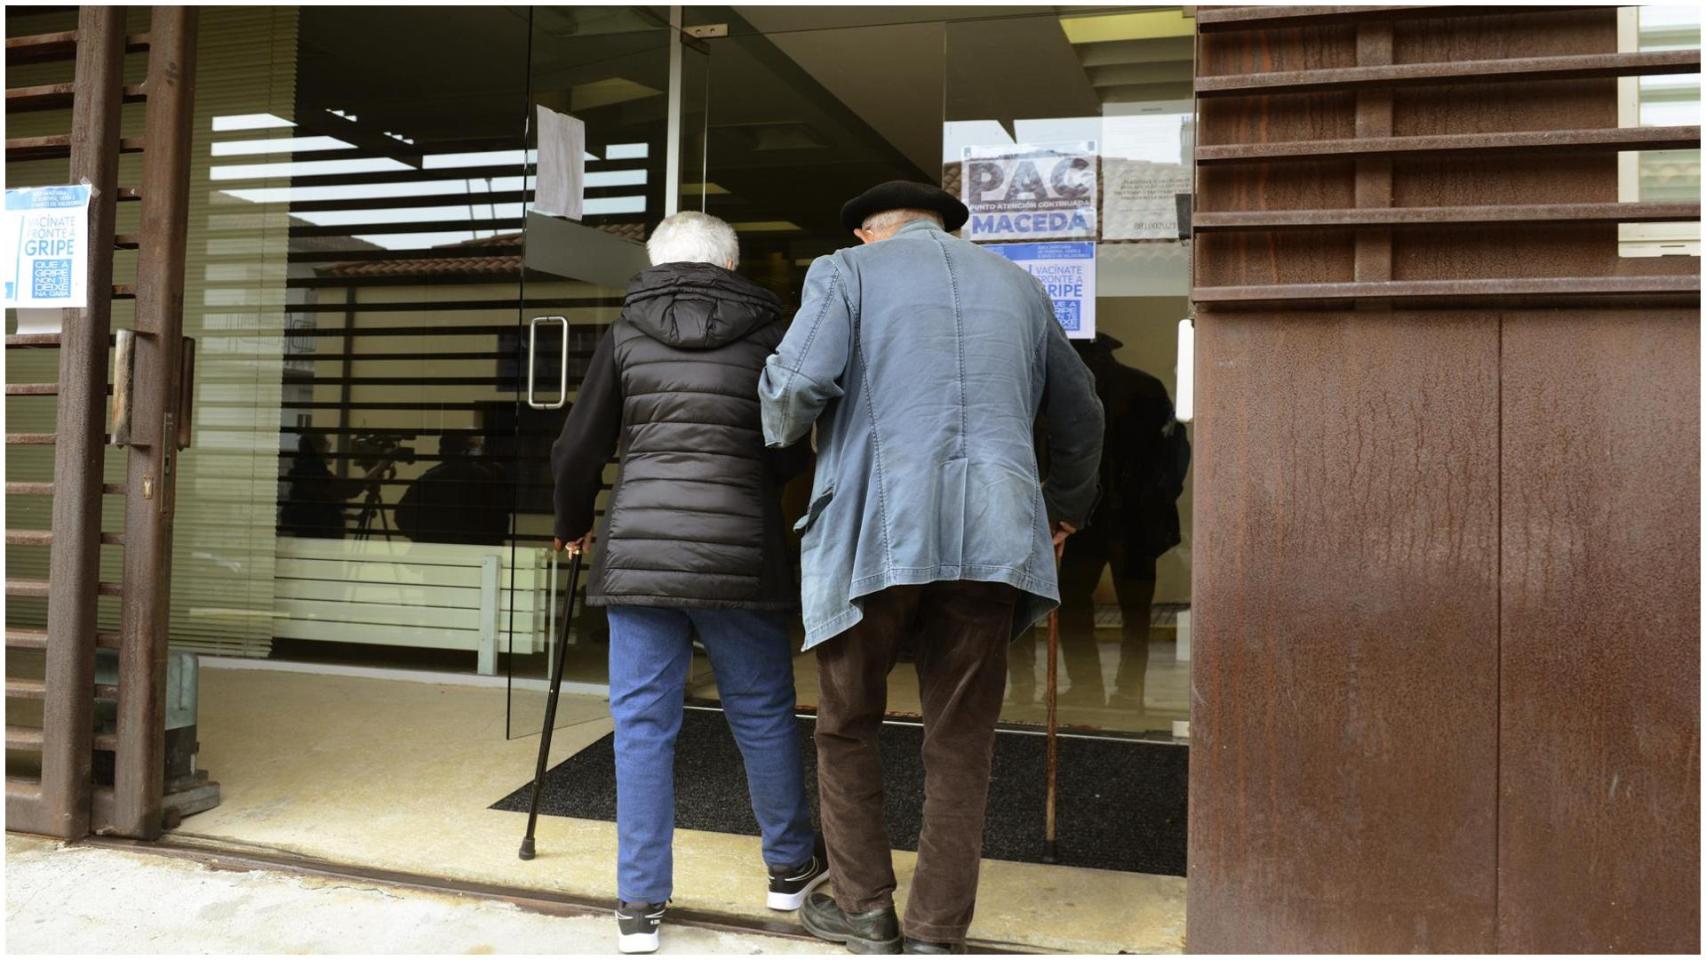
1103, 158, 1192, 241
535, 106, 586, 221
1101, 112, 1192, 241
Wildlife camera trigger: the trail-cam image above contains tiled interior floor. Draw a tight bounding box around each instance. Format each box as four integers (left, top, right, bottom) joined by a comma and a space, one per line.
179, 664, 1185, 954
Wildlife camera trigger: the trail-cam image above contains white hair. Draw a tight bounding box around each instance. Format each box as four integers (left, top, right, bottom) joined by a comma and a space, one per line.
646, 211, 740, 268
860, 208, 943, 233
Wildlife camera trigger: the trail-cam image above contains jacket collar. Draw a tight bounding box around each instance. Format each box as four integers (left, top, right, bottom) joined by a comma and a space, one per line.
894, 218, 946, 238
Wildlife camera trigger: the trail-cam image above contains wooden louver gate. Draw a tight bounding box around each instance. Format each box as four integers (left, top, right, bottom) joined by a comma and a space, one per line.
1188, 4, 1699, 954
5, 6, 199, 841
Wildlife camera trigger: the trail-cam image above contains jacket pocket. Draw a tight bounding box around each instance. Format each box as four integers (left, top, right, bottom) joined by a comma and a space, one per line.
794, 486, 834, 535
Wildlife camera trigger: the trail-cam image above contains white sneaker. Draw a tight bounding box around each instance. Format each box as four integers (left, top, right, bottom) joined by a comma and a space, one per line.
615, 900, 665, 954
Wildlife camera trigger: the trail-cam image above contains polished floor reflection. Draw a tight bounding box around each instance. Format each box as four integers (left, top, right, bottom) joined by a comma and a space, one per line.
683, 605, 1188, 739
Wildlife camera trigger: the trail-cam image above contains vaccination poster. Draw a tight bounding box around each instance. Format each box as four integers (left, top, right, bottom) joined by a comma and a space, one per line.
961, 141, 1097, 242
3, 184, 91, 310
991, 241, 1096, 340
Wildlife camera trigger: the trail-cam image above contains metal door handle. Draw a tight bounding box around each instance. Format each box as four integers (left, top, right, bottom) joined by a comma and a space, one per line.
177, 337, 196, 450
527, 315, 569, 410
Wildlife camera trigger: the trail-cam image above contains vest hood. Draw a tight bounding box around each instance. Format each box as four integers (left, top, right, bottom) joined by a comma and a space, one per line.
623, 262, 784, 350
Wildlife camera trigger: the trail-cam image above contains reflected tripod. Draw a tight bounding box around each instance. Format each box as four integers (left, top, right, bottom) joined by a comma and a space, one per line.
352, 466, 395, 541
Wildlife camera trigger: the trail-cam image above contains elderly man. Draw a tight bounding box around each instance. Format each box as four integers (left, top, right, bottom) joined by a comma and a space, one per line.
759, 181, 1104, 954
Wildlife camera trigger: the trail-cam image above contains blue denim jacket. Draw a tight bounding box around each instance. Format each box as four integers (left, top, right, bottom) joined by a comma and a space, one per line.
759, 219, 1105, 649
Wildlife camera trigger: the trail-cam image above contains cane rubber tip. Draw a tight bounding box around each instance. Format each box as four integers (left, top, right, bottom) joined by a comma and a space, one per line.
519, 839, 535, 860
1042, 841, 1058, 864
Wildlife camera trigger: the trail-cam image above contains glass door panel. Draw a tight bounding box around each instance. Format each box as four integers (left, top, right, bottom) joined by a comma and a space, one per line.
258, 5, 536, 679
945, 10, 1196, 739
506, 7, 709, 737
667, 12, 947, 714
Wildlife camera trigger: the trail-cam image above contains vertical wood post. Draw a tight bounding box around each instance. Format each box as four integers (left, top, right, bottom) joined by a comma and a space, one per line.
39, 5, 126, 841
113, 5, 197, 839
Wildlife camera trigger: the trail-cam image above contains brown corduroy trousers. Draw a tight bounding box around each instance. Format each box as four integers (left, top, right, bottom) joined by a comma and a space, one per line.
813, 580, 1018, 944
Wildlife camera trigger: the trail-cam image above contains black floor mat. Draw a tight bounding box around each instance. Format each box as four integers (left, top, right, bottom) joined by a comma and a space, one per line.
493, 708, 1186, 876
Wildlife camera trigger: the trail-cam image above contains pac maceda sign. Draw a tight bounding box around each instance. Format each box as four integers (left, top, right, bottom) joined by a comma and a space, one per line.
961, 141, 1097, 243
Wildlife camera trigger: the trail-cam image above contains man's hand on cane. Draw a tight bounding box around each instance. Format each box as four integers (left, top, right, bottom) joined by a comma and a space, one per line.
552, 534, 588, 556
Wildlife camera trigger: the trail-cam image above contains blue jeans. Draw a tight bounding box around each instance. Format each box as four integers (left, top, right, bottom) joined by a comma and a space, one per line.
606, 605, 814, 903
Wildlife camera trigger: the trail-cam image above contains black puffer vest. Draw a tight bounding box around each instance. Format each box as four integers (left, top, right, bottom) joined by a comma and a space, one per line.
590, 262, 797, 609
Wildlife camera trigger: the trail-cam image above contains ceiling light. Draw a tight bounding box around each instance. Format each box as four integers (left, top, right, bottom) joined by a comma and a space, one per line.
1059, 10, 1194, 44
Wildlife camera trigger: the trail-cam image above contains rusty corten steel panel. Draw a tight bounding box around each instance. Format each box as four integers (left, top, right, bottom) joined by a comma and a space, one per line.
1195, 49, 1703, 96
1391, 7, 1613, 62
1497, 310, 1701, 953
1188, 2, 1698, 952
1187, 311, 1502, 952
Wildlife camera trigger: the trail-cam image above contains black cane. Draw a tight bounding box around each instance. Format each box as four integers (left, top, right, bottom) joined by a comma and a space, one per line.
519, 547, 584, 860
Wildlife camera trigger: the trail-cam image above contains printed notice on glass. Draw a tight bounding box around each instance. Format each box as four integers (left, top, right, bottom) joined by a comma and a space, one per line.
3, 184, 92, 310
961, 141, 1097, 242
992, 241, 1096, 340
1102, 158, 1191, 241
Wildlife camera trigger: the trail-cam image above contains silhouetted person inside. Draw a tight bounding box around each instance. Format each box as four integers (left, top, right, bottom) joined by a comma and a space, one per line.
278, 431, 385, 539
1014, 333, 1189, 714
394, 430, 510, 545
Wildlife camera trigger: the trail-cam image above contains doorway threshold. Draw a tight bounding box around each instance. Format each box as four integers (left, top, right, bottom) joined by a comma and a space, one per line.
79, 834, 1039, 954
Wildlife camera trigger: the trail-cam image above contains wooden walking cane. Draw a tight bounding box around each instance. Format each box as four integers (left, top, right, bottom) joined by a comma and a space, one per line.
519, 546, 584, 860
1043, 539, 1064, 864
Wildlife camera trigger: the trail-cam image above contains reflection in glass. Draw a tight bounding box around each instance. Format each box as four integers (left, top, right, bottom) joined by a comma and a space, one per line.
945, 10, 1195, 737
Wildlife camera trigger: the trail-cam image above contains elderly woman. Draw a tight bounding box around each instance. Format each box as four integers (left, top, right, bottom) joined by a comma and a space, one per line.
550, 211, 823, 954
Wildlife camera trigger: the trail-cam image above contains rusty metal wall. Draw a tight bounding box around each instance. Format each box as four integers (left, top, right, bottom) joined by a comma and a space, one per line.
1189, 5, 1699, 953
1497, 309, 1700, 951
1189, 311, 1503, 952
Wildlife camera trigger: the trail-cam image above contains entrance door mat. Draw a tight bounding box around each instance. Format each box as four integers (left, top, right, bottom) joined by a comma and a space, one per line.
492, 708, 1186, 876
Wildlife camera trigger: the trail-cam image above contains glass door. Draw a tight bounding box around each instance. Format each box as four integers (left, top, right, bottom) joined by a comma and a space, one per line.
944, 9, 1196, 740
259, 5, 541, 679
670, 7, 1195, 740
666, 9, 950, 716
505, 6, 709, 737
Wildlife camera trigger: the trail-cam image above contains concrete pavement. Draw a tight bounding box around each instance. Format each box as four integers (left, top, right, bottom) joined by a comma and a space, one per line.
4, 834, 837, 955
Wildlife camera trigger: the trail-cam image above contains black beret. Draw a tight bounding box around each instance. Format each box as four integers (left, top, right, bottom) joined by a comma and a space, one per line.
840, 180, 970, 234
